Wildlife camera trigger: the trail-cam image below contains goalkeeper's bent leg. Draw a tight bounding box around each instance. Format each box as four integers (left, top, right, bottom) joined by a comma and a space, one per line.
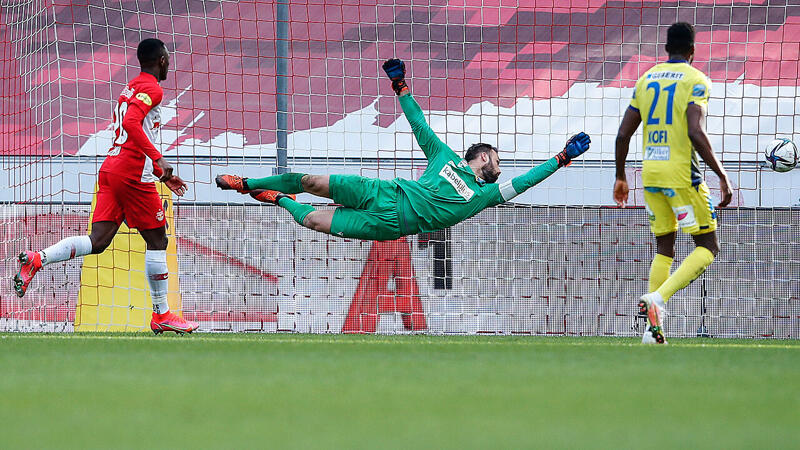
277, 196, 317, 226
246, 172, 306, 194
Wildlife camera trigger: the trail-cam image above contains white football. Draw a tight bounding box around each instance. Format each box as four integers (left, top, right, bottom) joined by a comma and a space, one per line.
764, 138, 798, 172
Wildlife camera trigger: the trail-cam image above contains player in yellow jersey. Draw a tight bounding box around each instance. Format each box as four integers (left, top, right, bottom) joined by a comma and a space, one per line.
613, 22, 732, 344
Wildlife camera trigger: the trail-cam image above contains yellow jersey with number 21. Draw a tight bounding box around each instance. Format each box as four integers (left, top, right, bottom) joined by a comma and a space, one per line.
629, 60, 711, 188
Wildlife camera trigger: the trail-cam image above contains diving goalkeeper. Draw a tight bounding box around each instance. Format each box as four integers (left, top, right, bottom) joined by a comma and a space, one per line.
216, 59, 591, 240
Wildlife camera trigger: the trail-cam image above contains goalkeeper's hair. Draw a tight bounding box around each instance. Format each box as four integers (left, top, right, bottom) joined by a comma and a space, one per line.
137, 38, 167, 65
665, 22, 695, 55
464, 143, 498, 161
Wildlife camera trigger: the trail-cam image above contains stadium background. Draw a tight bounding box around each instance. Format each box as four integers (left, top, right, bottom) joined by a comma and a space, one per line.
1, 0, 798, 337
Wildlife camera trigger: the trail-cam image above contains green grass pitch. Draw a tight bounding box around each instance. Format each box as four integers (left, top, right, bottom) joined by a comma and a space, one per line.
1, 333, 798, 449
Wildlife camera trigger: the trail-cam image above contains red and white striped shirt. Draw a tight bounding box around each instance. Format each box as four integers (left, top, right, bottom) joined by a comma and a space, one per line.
100, 72, 164, 182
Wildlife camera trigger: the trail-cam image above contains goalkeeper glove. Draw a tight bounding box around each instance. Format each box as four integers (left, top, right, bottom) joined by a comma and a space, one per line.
382, 58, 409, 95
555, 132, 591, 167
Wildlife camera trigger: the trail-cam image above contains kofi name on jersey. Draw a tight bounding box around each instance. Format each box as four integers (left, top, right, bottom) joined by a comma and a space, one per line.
644, 129, 670, 160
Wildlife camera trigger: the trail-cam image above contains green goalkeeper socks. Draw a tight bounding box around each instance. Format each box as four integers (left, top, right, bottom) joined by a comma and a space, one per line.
278, 196, 315, 225
247, 172, 306, 193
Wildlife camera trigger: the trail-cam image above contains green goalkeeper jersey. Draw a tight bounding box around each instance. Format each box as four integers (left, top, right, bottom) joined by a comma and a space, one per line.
394, 94, 559, 233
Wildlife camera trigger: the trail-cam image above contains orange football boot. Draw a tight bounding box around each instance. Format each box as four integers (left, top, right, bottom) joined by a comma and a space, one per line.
249, 190, 296, 204
13, 251, 42, 297
639, 293, 667, 344
150, 311, 199, 335
215, 174, 251, 193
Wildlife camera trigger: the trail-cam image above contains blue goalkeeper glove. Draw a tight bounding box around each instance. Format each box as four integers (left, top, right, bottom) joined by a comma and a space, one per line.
382, 58, 409, 95
555, 132, 591, 167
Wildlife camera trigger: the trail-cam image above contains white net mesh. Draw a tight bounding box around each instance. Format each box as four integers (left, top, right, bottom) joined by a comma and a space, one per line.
1, 0, 799, 336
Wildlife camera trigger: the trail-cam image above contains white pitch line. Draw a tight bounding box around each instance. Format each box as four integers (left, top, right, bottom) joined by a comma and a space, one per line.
1, 334, 799, 349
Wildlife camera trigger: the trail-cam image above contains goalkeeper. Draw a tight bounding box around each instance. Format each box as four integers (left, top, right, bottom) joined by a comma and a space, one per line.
216, 59, 591, 240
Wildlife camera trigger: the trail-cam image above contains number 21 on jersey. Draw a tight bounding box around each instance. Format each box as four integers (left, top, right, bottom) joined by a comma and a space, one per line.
645, 82, 677, 125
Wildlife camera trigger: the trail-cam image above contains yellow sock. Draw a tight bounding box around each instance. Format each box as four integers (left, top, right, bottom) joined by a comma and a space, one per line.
656, 246, 715, 302
648, 253, 673, 293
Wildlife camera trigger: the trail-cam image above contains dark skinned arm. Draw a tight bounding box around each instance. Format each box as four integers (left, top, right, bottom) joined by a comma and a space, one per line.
687, 103, 732, 207
613, 107, 642, 207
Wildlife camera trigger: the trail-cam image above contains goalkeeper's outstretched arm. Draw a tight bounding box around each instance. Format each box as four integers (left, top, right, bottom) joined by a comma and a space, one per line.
382, 58, 449, 161
494, 132, 591, 204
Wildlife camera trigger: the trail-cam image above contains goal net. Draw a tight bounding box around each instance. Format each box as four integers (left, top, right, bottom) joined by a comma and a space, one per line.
2, 1, 798, 337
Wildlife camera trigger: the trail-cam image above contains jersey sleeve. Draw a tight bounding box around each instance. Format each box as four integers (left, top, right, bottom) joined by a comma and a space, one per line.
481, 183, 506, 208
122, 83, 164, 162
398, 94, 456, 161
628, 80, 641, 112
687, 74, 711, 108
485, 157, 560, 207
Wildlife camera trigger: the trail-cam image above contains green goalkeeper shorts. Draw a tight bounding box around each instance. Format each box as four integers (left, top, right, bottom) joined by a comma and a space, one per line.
329, 174, 411, 241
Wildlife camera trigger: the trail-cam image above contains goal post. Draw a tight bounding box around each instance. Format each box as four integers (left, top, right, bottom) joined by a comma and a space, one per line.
1, 1, 798, 337
74, 182, 181, 332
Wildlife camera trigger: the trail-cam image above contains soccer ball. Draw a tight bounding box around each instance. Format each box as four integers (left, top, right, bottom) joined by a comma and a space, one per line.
764, 138, 798, 172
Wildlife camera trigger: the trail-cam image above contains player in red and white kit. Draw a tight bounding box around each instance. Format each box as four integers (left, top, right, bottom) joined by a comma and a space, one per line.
13, 38, 198, 334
